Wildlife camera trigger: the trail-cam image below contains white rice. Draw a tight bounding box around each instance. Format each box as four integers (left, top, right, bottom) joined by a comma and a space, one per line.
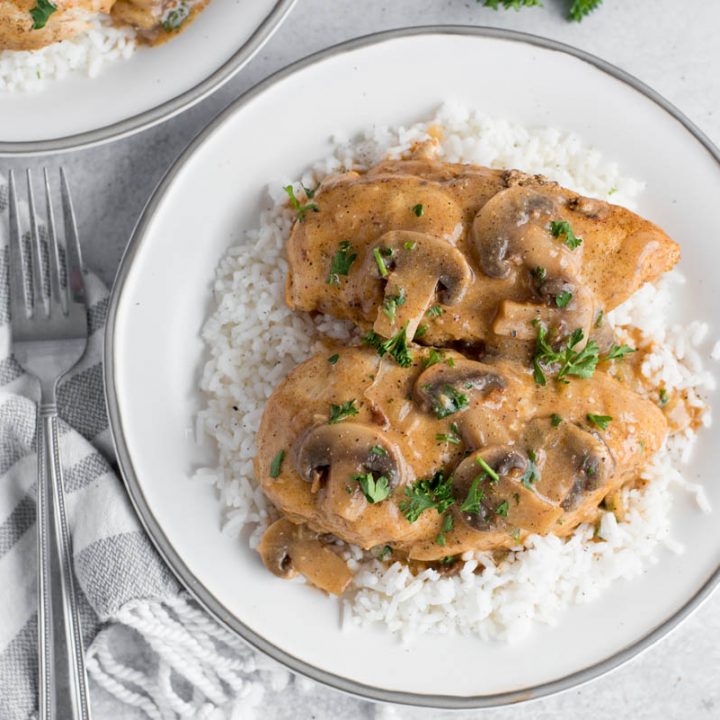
197, 104, 715, 642
0, 16, 135, 93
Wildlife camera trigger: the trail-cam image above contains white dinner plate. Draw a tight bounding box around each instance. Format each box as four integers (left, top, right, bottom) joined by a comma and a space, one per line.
105, 27, 720, 708
0, 0, 295, 155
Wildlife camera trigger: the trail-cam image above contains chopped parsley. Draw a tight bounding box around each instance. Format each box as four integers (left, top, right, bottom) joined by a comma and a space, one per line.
550, 219, 583, 250
431, 384, 469, 419
436, 512, 454, 546
495, 499, 510, 517
30, 0, 57, 29
269, 450, 285, 478
659, 388, 669, 407
521, 450, 539, 489
459, 476, 485, 514
370, 445, 388, 457
476, 456, 499, 482
412, 203, 425, 217
532, 322, 600, 385
423, 348, 445, 368
436, 422, 462, 446
551, 413, 563, 427
371, 544, 393, 560
400, 471, 454, 523
162, 1, 190, 31
355, 473, 391, 503
326, 241, 357, 285
426, 304, 443, 319
373, 247, 390, 277
382, 288, 406, 322
363, 325, 413, 367
587, 413, 612, 430
414, 324, 428, 339
403, 240, 417, 250
446, 357, 456, 368
327, 399, 359, 424
283, 185, 319, 222
604, 343, 636, 361
327, 353, 340, 365
531, 266, 547, 284
595, 309, 604, 328
555, 290, 573, 308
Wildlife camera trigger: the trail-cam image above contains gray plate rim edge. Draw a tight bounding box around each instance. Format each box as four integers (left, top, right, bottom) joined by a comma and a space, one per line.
0, 0, 297, 156
104, 25, 720, 710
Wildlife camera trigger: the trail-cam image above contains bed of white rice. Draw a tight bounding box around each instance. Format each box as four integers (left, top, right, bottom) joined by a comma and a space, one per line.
196, 104, 716, 642
0, 17, 135, 93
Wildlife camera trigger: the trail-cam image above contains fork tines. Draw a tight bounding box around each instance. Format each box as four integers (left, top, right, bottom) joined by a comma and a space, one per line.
8, 169, 87, 338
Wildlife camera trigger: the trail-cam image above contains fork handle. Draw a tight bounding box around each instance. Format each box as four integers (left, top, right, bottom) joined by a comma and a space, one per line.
37, 403, 92, 720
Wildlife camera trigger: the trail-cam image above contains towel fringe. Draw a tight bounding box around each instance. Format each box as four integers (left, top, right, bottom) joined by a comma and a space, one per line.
86, 593, 289, 719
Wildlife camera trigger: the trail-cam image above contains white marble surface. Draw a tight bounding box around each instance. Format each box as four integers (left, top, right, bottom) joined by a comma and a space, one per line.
4, 1, 720, 718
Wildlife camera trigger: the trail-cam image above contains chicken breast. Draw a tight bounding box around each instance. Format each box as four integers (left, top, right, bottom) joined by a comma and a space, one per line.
286, 159, 680, 357
111, 0, 208, 44
255, 346, 667, 561
0, 0, 113, 51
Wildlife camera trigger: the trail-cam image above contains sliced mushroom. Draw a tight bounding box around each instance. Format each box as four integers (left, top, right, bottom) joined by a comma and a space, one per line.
523, 418, 616, 511
413, 358, 506, 419
365, 230, 472, 339
451, 446, 562, 534
294, 422, 406, 522
257, 518, 353, 595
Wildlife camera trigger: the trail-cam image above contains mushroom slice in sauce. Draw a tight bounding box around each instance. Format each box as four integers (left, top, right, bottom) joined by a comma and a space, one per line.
367, 230, 472, 339
451, 446, 563, 535
413, 358, 506, 419
257, 518, 353, 596
294, 422, 406, 522
523, 417, 616, 511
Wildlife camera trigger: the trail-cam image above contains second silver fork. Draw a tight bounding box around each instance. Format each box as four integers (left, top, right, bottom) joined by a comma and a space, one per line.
8, 169, 92, 720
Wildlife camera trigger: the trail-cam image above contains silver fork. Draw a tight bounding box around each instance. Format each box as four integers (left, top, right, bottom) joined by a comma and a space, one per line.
8, 169, 92, 720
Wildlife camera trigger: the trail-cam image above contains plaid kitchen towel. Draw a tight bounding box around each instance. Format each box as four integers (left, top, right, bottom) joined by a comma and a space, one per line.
0, 175, 291, 720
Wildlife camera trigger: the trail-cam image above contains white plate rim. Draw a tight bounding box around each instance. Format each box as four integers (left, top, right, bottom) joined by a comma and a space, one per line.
0, 0, 296, 157
104, 25, 720, 709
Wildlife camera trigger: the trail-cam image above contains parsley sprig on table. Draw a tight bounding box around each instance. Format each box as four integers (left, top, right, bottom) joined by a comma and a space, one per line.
479, 0, 603, 22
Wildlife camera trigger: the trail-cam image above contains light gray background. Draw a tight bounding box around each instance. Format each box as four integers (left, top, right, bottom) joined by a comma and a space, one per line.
4, 1, 720, 718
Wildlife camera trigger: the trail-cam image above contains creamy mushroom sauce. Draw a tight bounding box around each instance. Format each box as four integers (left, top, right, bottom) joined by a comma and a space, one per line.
256, 155, 680, 596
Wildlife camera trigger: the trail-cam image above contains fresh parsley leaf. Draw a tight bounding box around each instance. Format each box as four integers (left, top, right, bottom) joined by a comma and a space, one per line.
328, 353, 340, 364
436, 512, 454, 545
476, 456, 499, 482
373, 247, 389, 277
587, 413, 612, 430
269, 450, 285, 478
363, 325, 413, 367
423, 348, 445, 368
403, 240, 417, 250
162, 1, 190, 31
555, 290, 573, 308
550, 220, 583, 250
495, 499, 510, 517
414, 324, 428, 339
370, 544, 392, 560
521, 450, 539, 489
446, 357, 456, 368
382, 288, 406, 322
30, 0, 57, 29
531, 266, 547, 283
604, 344, 636, 361
595, 309, 604, 328
569, 0, 603, 22
400, 471, 454, 522
426, 305, 443, 318
659, 388, 669, 407
432, 384, 468, 419
370, 445, 388, 457
327, 241, 357, 285
283, 185, 319, 222
551, 413, 563, 427
436, 422, 462, 445
532, 321, 600, 384
355, 473, 391, 503
459, 476, 485, 514
327, 399, 359, 424
412, 203, 425, 217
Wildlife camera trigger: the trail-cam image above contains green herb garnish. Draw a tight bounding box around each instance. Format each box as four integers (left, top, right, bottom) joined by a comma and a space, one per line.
423, 348, 445, 368
327, 241, 357, 285
426, 305, 443, 319
595, 309, 604, 328
30, 0, 57, 29
659, 388, 669, 407
363, 325, 413, 367
432, 384, 468, 419
370, 445, 388, 457
604, 344, 636, 361
476, 456, 499, 482
459, 476, 486, 514
412, 203, 425, 217
355, 473, 391, 504
569, 0, 603, 22
531, 266, 547, 283
587, 413, 612, 430
550, 220, 583, 250
269, 450, 285, 478
436, 422, 462, 446
551, 413, 563, 427
328, 400, 359, 424
284, 185, 319, 222
400, 471, 454, 522
436, 512, 454, 545
414, 324, 428, 339
373, 247, 389, 277
404, 240, 417, 250
495, 500, 510, 517
328, 353, 340, 365
382, 288, 406, 322
555, 291, 573, 308
521, 450, 539, 489
532, 322, 600, 385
